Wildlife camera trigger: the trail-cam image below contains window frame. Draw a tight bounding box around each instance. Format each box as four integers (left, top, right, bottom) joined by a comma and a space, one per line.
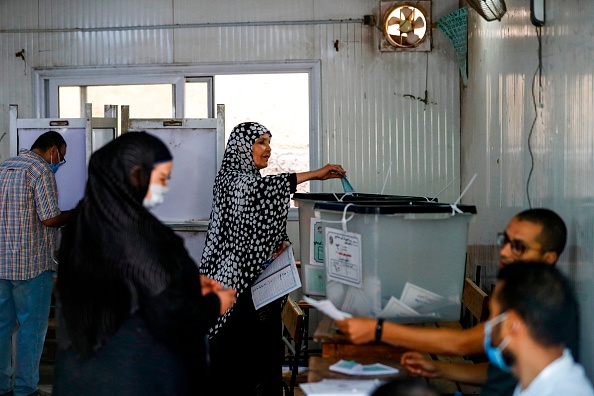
33, 61, 322, 179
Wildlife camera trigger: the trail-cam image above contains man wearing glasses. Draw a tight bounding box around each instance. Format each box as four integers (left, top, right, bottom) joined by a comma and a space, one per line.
336, 208, 567, 396
0, 131, 70, 396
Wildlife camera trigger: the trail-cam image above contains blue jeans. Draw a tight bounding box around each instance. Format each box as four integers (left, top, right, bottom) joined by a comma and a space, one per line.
0, 270, 54, 396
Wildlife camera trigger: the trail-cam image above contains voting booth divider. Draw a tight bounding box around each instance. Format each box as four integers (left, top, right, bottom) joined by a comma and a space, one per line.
120, 104, 225, 263
10, 103, 118, 211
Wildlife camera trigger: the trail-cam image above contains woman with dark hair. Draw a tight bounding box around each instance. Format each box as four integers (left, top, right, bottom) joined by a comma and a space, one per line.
200, 122, 345, 395
53, 132, 236, 396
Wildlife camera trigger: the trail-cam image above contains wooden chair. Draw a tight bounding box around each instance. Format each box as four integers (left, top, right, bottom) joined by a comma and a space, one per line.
426, 278, 489, 394
460, 277, 490, 328
281, 296, 305, 396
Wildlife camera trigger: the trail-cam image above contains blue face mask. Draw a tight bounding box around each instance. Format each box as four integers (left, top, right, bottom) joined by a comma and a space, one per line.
483, 312, 512, 373
49, 163, 61, 174
49, 152, 64, 174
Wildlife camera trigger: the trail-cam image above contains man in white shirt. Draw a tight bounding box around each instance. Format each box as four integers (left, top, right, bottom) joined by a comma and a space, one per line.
485, 262, 593, 396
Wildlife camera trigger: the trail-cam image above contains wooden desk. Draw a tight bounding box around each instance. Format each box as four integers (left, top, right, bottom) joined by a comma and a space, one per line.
313, 316, 406, 359
309, 316, 481, 395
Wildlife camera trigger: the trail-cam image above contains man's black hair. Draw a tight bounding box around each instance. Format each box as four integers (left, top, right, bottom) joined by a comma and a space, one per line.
496, 262, 579, 350
30, 131, 67, 152
515, 208, 567, 256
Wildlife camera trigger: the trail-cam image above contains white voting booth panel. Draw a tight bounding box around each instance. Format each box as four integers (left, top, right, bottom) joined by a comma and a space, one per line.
122, 104, 225, 230
9, 104, 117, 211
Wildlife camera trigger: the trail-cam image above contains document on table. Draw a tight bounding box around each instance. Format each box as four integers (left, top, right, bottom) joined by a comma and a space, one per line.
329, 359, 399, 376
251, 247, 301, 310
302, 296, 352, 321
299, 379, 384, 396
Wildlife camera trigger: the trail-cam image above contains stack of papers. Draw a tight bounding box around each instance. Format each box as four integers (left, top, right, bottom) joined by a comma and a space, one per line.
329, 359, 399, 376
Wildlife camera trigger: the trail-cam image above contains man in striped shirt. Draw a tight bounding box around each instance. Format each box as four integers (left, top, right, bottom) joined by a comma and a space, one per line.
0, 131, 70, 396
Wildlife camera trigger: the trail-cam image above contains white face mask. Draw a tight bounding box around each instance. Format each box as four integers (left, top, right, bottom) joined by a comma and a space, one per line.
143, 184, 169, 209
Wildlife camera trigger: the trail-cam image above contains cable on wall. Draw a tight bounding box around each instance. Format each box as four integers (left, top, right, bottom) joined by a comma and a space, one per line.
526, 25, 542, 209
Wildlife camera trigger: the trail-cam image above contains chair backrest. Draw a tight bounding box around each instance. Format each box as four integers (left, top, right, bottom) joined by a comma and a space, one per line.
282, 296, 306, 396
282, 296, 305, 344
461, 277, 490, 323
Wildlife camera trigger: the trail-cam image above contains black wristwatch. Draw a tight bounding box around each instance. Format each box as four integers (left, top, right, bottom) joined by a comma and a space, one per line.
375, 318, 385, 341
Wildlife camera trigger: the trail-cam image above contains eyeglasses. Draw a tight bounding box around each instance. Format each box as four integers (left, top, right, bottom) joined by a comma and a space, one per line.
57, 150, 66, 165
496, 232, 540, 257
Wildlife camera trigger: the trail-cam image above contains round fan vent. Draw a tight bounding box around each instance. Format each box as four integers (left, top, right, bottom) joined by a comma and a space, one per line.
384, 4, 428, 48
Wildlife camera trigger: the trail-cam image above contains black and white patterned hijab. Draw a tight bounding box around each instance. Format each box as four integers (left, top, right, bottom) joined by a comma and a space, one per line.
200, 122, 292, 335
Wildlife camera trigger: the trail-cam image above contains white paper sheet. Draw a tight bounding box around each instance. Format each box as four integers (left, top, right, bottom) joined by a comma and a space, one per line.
400, 282, 446, 311
340, 286, 375, 318
325, 227, 363, 288
302, 296, 353, 321
377, 296, 423, 318
251, 247, 301, 310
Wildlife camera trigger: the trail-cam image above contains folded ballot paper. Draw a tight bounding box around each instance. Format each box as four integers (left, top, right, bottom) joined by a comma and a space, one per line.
302, 296, 352, 321
329, 359, 399, 376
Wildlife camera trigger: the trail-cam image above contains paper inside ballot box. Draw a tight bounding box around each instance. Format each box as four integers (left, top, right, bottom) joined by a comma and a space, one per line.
336, 281, 459, 321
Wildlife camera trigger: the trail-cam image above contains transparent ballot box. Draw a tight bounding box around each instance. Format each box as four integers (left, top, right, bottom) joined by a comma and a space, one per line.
314, 201, 476, 323
293, 192, 434, 296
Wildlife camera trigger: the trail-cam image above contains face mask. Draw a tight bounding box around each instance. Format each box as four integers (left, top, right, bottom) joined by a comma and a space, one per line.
483, 312, 512, 373
49, 153, 62, 174
143, 184, 169, 209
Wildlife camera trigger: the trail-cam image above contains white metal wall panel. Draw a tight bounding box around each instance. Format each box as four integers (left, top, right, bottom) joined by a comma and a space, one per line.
174, 25, 315, 63
37, 0, 174, 29
462, 0, 594, 379
174, 0, 315, 23
0, 0, 462, 204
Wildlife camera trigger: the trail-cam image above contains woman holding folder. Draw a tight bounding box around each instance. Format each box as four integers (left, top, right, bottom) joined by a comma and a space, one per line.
201, 121, 345, 395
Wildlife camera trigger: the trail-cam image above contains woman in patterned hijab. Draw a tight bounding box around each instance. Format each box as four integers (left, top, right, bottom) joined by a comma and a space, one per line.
54, 132, 236, 396
201, 122, 345, 395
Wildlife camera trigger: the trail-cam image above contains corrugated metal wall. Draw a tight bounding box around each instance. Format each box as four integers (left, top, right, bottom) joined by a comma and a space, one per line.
462, 0, 594, 379
0, 0, 462, 203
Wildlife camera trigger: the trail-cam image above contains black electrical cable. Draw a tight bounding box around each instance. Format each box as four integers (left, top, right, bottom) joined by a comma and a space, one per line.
526, 26, 542, 209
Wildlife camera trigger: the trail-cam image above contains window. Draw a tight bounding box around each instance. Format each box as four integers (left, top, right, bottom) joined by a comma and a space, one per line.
214, 73, 310, 185
59, 84, 174, 119
36, 62, 321, 200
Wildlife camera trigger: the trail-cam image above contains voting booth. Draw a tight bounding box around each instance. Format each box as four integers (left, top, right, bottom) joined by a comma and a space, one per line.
9, 103, 118, 211
121, 104, 225, 263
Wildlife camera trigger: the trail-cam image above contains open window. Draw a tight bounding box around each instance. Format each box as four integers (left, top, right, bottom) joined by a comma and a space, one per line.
35, 63, 321, 203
